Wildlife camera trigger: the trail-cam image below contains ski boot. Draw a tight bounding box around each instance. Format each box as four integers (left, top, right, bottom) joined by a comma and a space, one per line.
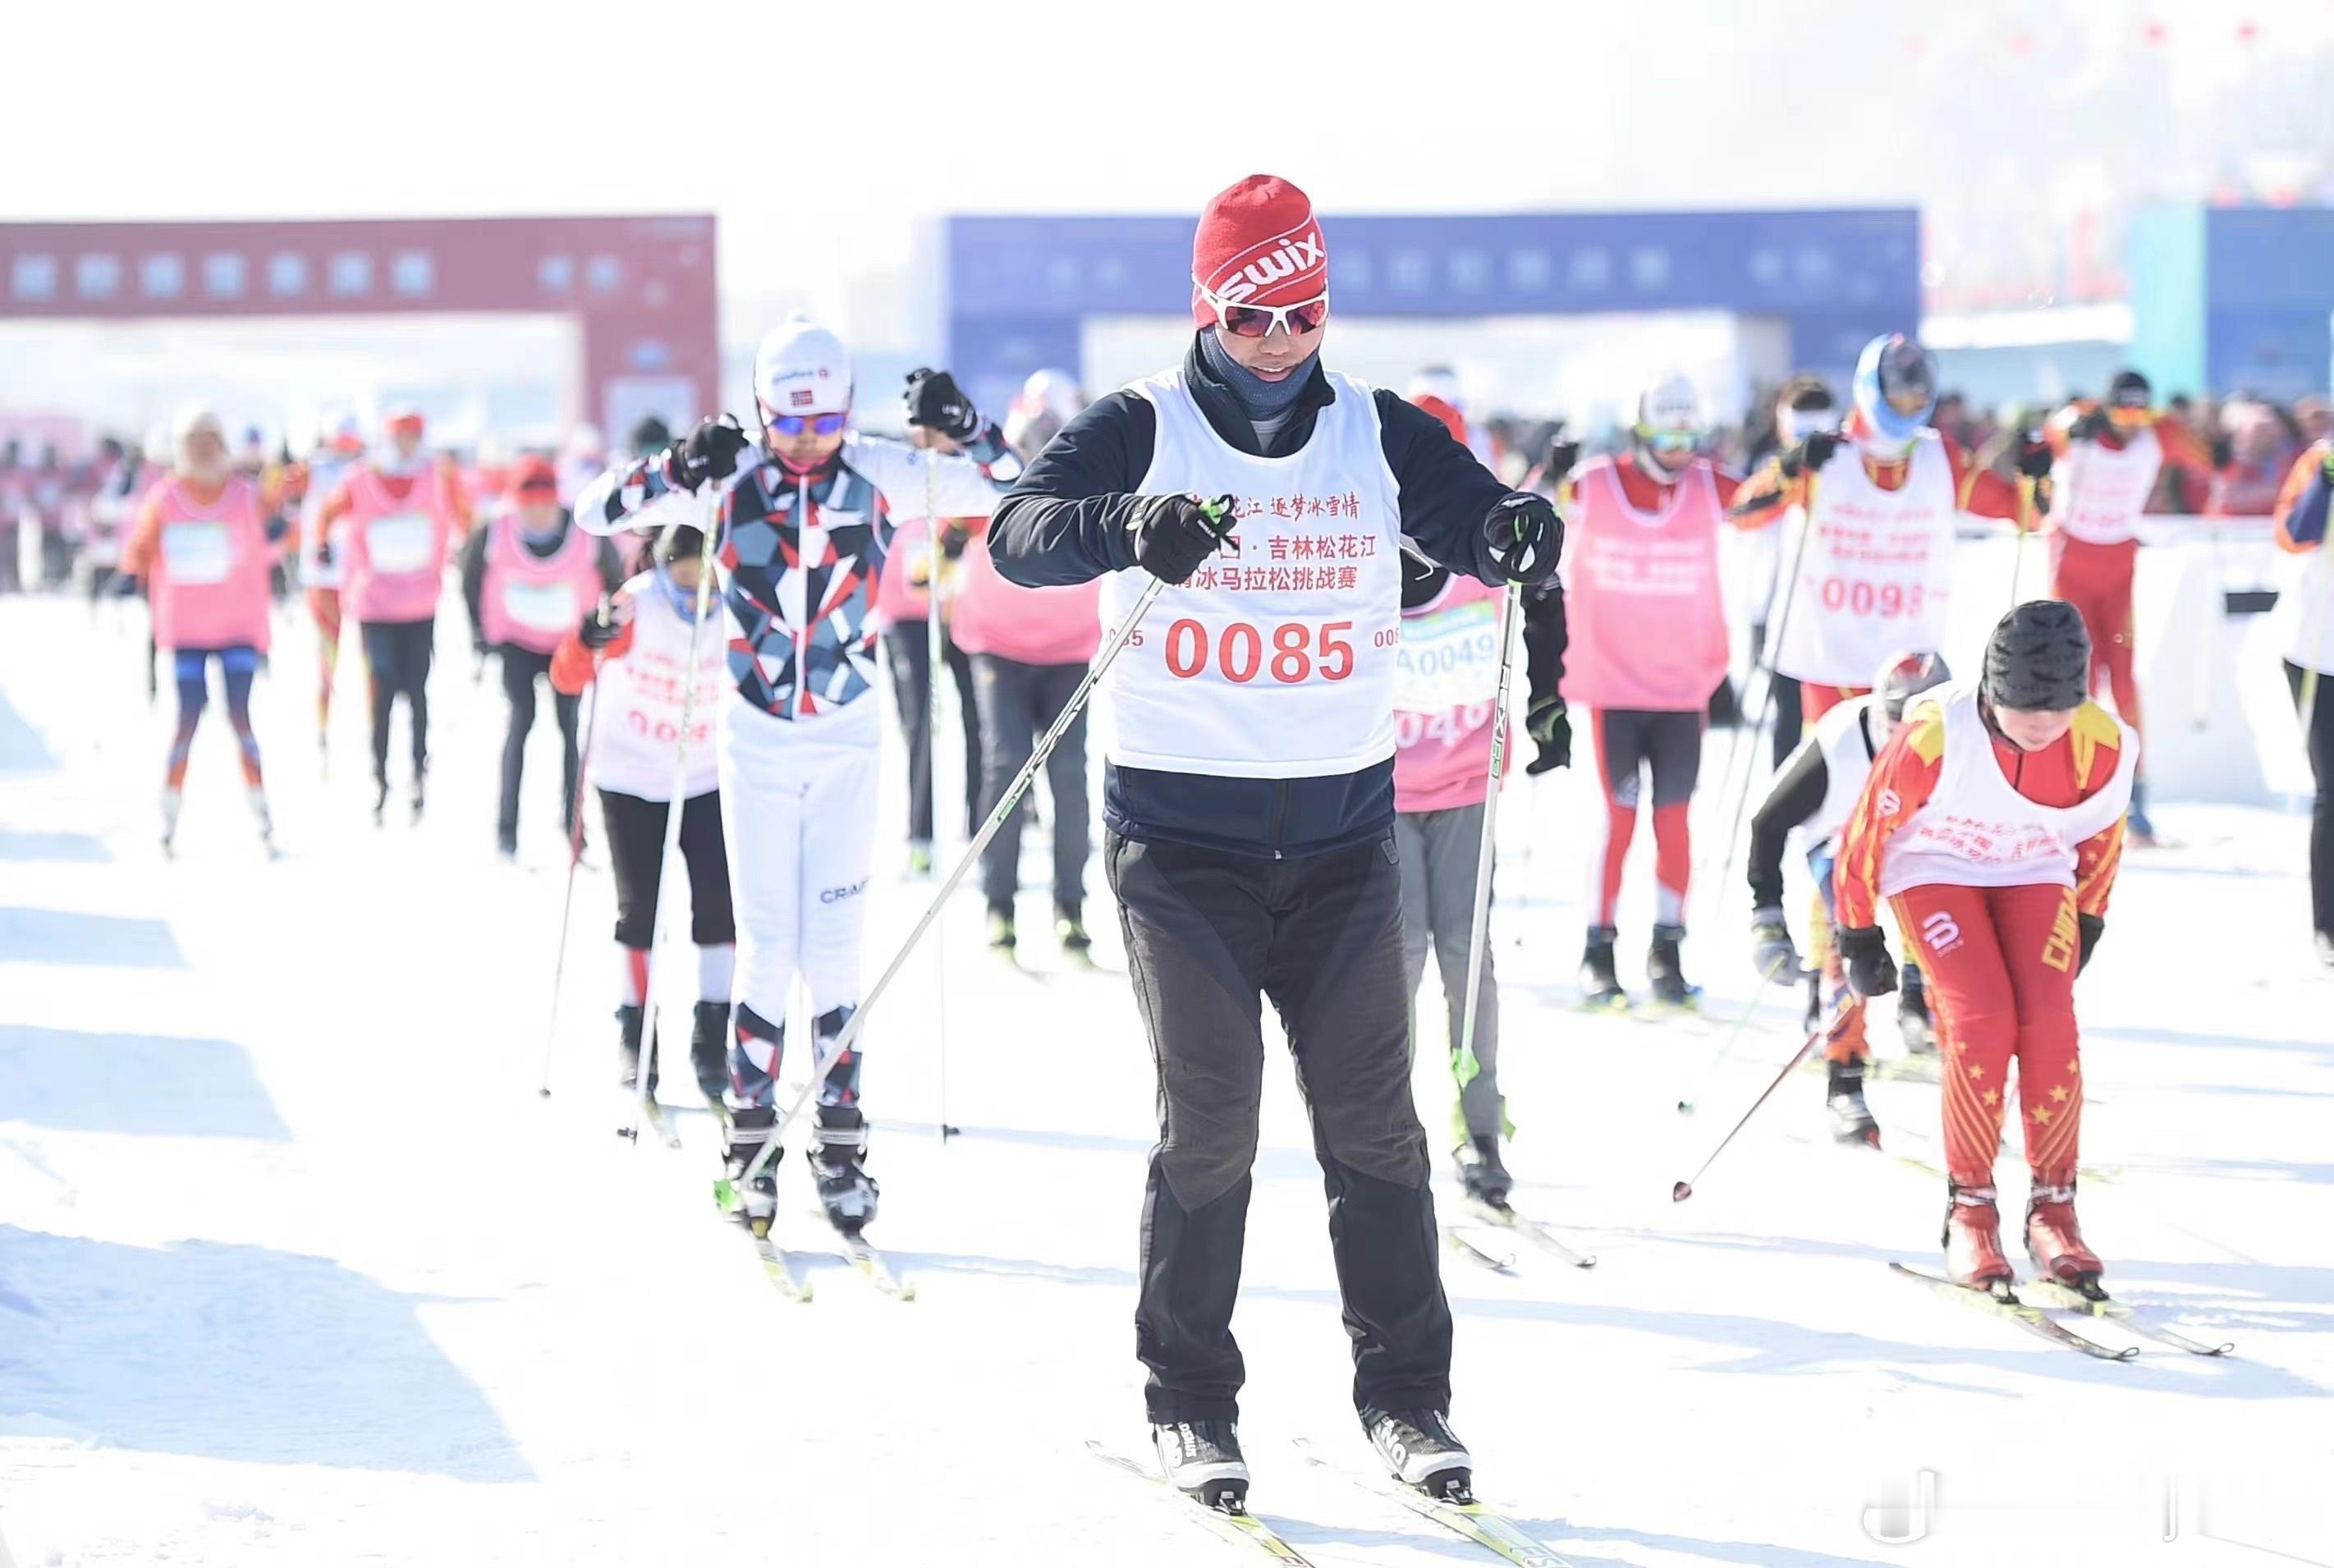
809, 1104, 879, 1236
1826, 1057, 1879, 1146
688, 999, 731, 1106
1942, 1181, 2014, 1289
372, 777, 390, 825
2025, 1182, 2103, 1290
1152, 1419, 1249, 1510
1055, 901, 1092, 955
1362, 1407, 1473, 1501
409, 775, 426, 823
615, 1003, 660, 1094
1896, 963, 1937, 1055
2316, 931, 2334, 971
250, 786, 275, 852
161, 786, 183, 855
718, 1106, 779, 1234
1455, 1134, 1513, 1208
1647, 924, 1699, 1011
985, 901, 1016, 951
906, 838, 933, 877
1579, 926, 1626, 1010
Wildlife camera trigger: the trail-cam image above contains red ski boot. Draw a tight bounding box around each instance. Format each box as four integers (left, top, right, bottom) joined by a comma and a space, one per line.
1942, 1183, 2014, 1289
2024, 1183, 2103, 1288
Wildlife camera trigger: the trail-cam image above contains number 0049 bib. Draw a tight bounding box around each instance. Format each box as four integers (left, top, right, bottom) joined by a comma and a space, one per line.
1100, 367, 1404, 778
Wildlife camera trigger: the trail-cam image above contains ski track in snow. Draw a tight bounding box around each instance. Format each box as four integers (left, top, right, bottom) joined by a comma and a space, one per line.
1, 596, 2329, 1567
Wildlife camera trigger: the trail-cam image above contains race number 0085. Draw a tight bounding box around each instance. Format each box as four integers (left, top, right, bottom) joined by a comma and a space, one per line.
1150, 617, 1356, 684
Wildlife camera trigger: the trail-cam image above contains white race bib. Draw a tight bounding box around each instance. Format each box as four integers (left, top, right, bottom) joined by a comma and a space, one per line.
368, 513, 433, 575
1395, 598, 1500, 713
503, 578, 579, 634
160, 520, 232, 586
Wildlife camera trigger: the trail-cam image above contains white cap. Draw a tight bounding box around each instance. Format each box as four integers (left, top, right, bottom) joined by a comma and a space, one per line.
1016, 368, 1084, 424
754, 316, 852, 421
172, 405, 227, 448
1635, 373, 1700, 436
1409, 366, 1464, 410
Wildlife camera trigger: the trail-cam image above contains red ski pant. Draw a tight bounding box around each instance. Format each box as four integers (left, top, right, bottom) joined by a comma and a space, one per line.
1891, 881, 2084, 1190
307, 587, 344, 731
1800, 682, 1870, 723
2050, 534, 2142, 742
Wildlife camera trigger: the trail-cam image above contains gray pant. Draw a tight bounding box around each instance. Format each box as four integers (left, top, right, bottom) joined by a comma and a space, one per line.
972, 653, 1089, 911
1395, 804, 1502, 1143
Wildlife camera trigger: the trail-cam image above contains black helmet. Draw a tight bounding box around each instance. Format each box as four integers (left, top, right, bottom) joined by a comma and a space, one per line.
1875, 650, 1952, 721
2107, 369, 2152, 410
631, 415, 674, 459
1984, 601, 2090, 712
655, 521, 708, 566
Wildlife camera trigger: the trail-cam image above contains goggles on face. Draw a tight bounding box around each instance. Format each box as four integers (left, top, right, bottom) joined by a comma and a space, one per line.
766, 411, 847, 438
1638, 426, 1698, 454
1195, 281, 1330, 340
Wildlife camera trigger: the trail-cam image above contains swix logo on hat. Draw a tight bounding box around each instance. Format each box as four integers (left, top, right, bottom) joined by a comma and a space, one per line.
1192, 174, 1328, 323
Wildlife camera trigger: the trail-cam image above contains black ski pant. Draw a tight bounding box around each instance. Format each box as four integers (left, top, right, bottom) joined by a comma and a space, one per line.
497, 644, 580, 848
971, 653, 1089, 912
2288, 661, 2334, 938
1107, 830, 1452, 1425
360, 617, 434, 787
883, 621, 981, 844
601, 787, 735, 951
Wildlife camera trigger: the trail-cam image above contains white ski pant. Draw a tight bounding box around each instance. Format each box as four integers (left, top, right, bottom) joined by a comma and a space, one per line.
718, 698, 881, 1111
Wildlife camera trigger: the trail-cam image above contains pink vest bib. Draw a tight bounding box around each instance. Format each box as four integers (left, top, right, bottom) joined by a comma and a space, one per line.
343, 465, 455, 624
480, 512, 603, 653
1558, 457, 1729, 712
1392, 573, 1510, 814
949, 528, 1103, 667
149, 475, 272, 653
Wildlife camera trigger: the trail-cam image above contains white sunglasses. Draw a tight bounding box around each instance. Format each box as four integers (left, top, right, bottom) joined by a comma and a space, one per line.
1194, 279, 1331, 339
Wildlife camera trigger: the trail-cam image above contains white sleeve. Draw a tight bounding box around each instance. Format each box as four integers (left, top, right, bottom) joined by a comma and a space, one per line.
855, 436, 1016, 521
574, 456, 730, 538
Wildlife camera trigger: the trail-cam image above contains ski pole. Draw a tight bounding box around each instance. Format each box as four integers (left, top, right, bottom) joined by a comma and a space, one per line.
536, 640, 604, 1098
734, 496, 1234, 1190
1697, 472, 1819, 933
627, 491, 722, 1143
1672, 948, 1791, 1116
1671, 1019, 1824, 1202
1453, 582, 1521, 1090
924, 451, 951, 1145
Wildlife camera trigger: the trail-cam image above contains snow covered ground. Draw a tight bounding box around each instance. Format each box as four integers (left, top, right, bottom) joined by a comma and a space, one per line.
2, 592, 2329, 1567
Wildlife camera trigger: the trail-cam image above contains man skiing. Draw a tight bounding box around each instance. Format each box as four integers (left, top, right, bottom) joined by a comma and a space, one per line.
1733, 334, 2051, 720
1833, 601, 2135, 1290
1745, 650, 1952, 1143
461, 454, 622, 858
2043, 369, 2213, 845
576, 316, 1016, 1239
989, 174, 1563, 1508
550, 521, 736, 1103
119, 408, 284, 852
296, 414, 369, 759
313, 408, 473, 819
1552, 374, 1740, 1010
1391, 390, 1567, 1209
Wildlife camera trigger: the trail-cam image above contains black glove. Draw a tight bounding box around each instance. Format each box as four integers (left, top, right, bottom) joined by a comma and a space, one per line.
904, 368, 979, 442
937, 520, 970, 562
1483, 493, 1562, 586
670, 416, 750, 493
1541, 436, 1580, 488
1124, 493, 1234, 585
2210, 433, 2234, 469
2015, 436, 2055, 480
576, 603, 621, 652
1836, 924, 1899, 998
110, 571, 142, 598
1524, 695, 1571, 774
1749, 908, 1804, 983
1777, 430, 1841, 479
2070, 406, 2112, 442
314, 538, 334, 571
2077, 913, 2104, 974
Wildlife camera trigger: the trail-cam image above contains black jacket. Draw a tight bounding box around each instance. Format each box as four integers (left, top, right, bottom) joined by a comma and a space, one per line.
461, 510, 624, 653
991, 333, 1532, 857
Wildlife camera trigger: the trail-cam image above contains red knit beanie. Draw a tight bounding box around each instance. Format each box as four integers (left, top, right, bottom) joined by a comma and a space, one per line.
1190, 175, 1327, 327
